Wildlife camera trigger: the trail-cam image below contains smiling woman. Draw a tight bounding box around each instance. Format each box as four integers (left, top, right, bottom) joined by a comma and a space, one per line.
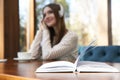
28, 3, 78, 62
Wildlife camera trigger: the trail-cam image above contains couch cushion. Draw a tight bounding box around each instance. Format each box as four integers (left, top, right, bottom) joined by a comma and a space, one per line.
78, 46, 120, 62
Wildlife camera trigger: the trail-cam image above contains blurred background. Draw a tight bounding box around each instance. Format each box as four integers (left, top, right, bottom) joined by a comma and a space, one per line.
19, 0, 120, 51
0, 0, 120, 58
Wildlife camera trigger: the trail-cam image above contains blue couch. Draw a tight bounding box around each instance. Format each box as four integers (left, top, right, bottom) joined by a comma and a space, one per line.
78, 46, 120, 62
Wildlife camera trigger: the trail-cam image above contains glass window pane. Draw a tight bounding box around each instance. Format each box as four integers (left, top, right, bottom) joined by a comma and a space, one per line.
112, 0, 120, 45
69, 0, 108, 45
19, 0, 30, 51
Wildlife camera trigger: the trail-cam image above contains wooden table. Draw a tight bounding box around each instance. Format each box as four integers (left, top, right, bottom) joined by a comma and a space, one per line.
0, 59, 120, 80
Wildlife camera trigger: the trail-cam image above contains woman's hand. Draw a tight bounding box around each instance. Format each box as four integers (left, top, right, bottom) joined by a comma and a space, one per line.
39, 20, 47, 31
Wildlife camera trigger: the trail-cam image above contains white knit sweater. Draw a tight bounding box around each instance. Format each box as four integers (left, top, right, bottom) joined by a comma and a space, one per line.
28, 29, 78, 62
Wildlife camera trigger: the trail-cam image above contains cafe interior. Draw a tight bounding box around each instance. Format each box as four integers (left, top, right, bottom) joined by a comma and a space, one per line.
0, 0, 120, 80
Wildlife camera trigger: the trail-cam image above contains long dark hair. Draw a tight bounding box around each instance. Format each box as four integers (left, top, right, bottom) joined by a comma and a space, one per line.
42, 3, 67, 46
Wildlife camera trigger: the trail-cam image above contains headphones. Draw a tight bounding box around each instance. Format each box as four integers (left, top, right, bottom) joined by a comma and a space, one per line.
58, 4, 64, 17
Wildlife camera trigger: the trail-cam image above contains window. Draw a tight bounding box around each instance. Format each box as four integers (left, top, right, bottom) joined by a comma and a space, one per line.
112, 0, 120, 45
19, 0, 118, 51
36, 0, 108, 46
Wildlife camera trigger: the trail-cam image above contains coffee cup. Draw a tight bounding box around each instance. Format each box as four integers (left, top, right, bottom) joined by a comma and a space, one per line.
17, 52, 31, 59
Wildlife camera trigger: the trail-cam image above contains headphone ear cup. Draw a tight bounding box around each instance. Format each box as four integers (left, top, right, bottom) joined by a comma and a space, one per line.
58, 4, 64, 17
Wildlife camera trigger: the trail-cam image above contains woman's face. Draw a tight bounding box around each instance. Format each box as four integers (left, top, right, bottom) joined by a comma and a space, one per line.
43, 7, 56, 27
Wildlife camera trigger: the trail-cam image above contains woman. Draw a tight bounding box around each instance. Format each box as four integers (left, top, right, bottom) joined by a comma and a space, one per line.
29, 3, 78, 62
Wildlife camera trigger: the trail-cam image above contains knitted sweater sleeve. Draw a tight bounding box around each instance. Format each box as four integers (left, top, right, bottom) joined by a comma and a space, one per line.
28, 30, 42, 59
41, 30, 78, 60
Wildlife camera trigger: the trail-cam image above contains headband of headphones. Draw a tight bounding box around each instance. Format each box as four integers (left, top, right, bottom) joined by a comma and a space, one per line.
58, 4, 64, 17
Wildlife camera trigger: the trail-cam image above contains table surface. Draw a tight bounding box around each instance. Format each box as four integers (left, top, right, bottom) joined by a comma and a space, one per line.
0, 59, 120, 80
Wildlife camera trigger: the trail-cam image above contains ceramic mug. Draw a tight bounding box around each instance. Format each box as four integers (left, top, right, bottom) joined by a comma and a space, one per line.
17, 52, 31, 59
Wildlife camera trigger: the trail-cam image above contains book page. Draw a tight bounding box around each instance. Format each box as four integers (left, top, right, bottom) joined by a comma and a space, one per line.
74, 39, 97, 71
77, 61, 119, 72
36, 61, 74, 72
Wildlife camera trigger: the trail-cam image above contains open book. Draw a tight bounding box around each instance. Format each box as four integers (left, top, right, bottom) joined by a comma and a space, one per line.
35, 39, 119, 73
35, 61, 119, 72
